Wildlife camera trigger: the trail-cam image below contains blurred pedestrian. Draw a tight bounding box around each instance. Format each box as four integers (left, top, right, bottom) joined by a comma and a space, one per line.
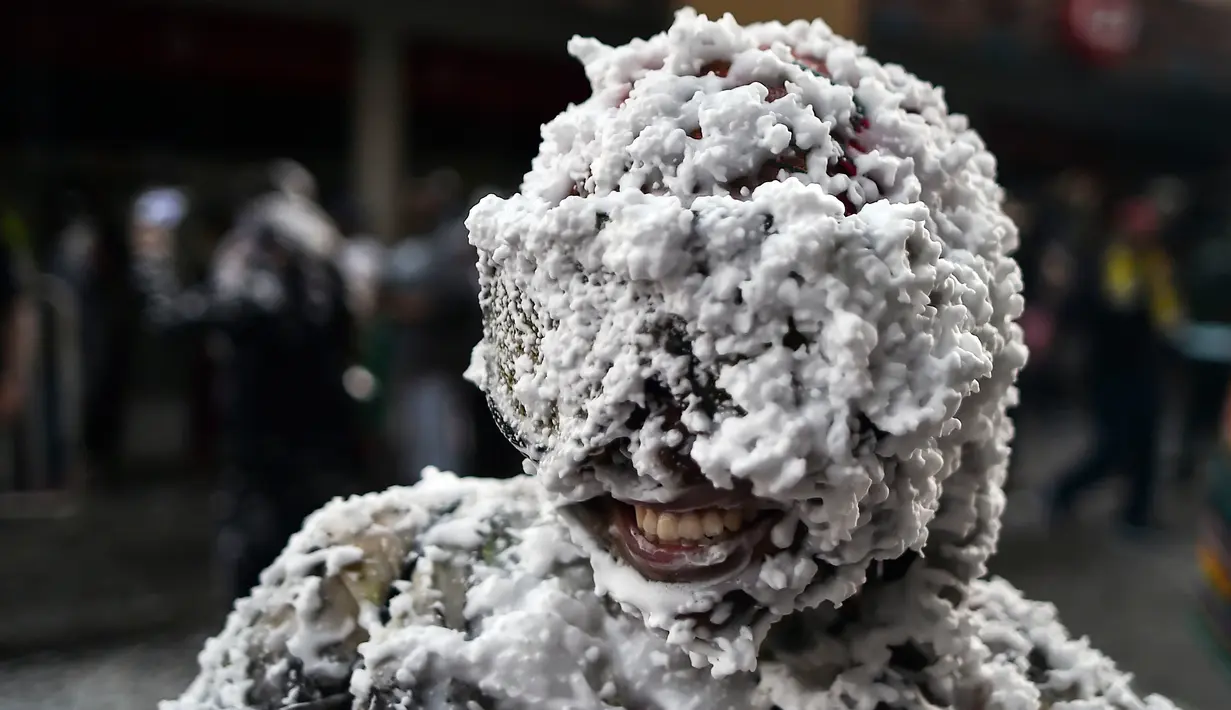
1175, 184, 1231, 484
47, 190, 100, 484
1006, 179, 1089, 492
0, 204, 36, 491
131, 161, 365, 599
0, 212, 34, 428
1049, 194, 1180, 536
47, 189, 134, 483
337, 232, 390, 477
384, 194, 478, 482
1018, 173, 1098, 407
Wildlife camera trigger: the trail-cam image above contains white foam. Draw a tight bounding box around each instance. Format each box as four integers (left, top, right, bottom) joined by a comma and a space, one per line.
467, 7, 1025, 668
162, 476, 1176, 710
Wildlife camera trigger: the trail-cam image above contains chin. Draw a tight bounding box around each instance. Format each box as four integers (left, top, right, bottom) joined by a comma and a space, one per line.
555, 476, 858, 675
574, 484, 785, 583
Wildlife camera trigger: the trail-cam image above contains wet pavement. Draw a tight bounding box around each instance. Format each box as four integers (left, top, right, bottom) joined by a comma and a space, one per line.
0, 632, 207, 710
0, 482, 224, 656
0, 407, 1227, 709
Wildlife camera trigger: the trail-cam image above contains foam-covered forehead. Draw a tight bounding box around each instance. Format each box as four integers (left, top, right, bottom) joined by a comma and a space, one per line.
465, 10, 1024, 503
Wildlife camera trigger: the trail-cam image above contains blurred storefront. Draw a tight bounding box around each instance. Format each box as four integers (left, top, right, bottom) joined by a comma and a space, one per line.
0, 0, 671, 239
867, 0, 1231, 181
0, 0, 673, 477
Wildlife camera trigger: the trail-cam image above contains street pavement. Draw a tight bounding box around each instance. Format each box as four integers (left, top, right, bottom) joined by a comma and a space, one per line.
0, 632, 207, 710
0, 482, 224, 656
992, 409, 1229, 710
0, 407, 1227, 709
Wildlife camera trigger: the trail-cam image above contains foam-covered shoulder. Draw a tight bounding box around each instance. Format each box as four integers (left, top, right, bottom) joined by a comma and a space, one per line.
963, 578, 1179, 709
161, 471, 542, 710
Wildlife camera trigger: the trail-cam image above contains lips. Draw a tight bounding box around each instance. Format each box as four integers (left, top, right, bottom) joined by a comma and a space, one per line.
603, 495, 782, 584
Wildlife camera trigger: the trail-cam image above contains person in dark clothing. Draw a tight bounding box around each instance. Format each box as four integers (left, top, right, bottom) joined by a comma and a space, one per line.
1050, 196, 1179, 535
132, 163, 364, 598
0, 207, 36, 492
49, 190, 138, 483
384, 212, 482, 481
0, 224, 33, 428
1175, 213, 1231, 484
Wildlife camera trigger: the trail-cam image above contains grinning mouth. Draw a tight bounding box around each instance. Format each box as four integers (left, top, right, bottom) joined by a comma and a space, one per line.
576, 488, 787, 585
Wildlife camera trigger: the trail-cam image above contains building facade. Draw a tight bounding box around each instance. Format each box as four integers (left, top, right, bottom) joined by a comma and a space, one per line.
1, 0, 673, 238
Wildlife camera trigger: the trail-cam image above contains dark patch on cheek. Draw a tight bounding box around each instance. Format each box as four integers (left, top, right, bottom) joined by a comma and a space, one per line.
868, 550, 918, 584
625, 402, 650, 432
783, 317, 808, 351
856, 413, 887, 452
1027, 647, 1050, 684
684, 215, 711, 276
642, 378, 708, 484
766, 616, 815, 654
905, 238, 920, 266
657, 446, 705, 485
889, 642, 930, 673
657, 316, 692, 358
938, 584, 964, 606
378, 550, 422, 625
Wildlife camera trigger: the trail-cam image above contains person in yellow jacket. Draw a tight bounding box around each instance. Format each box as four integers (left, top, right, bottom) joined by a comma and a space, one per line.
1050, 195, 1180, 536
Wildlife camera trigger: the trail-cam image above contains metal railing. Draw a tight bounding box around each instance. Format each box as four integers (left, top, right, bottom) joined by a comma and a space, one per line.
0, 272, 84, 519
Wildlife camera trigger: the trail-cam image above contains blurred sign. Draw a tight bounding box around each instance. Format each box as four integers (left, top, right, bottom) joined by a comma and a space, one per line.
1064, 0, 1142, 62
870, 0, 1231, 85
134, 188, 189, 231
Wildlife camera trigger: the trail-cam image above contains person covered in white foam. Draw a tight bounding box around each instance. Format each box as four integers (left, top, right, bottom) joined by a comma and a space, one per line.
161, 12, 1179, 710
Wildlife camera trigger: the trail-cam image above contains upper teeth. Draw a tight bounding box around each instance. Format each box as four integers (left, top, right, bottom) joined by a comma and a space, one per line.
634, 506, 747, 543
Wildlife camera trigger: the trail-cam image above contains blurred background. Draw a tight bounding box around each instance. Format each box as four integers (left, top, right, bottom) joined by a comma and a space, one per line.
1, 0, 1231, 708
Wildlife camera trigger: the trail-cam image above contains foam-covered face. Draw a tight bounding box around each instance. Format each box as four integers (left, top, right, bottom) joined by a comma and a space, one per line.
466, 10, 1026, 676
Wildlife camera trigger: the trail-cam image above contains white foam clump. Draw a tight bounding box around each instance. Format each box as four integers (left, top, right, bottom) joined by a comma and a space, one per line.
162, 472, 762, 710
162, 472, 1179, 710
467, 7, 1026, 670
